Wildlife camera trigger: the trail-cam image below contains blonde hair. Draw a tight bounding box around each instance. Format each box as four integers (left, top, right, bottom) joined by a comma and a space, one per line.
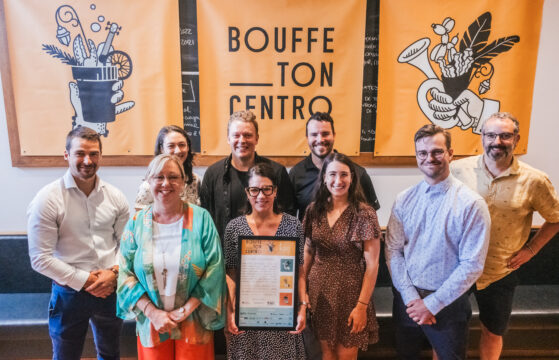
145, 154, 185, 181
227, 110, 258, 135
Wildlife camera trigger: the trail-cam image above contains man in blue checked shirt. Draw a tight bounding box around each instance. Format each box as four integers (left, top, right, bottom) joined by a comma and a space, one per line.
386, 124, 491, 360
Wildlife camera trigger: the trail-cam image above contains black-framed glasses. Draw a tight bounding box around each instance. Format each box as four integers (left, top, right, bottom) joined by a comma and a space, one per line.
415, 149, 445, 160
246, 186, 276, 197
482, 132, 515, 141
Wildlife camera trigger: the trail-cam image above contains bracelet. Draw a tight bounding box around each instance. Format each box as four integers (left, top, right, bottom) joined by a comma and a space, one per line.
141, 301, 152, 315
525, 243, 536, 255
110, 266, 119, 277
357, 300, 368, 306
299, 301, 309, 307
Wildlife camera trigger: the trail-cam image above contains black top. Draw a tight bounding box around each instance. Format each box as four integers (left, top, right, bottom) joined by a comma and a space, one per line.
288, 154, 380, 220
200, 153, 296, 242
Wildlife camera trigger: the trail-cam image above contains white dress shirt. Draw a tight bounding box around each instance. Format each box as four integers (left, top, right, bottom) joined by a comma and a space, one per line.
27, 170, 130, 291
386, 175, 491, 315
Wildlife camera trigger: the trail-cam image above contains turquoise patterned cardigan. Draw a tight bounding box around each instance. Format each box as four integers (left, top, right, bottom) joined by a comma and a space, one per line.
117, 204, 226, 347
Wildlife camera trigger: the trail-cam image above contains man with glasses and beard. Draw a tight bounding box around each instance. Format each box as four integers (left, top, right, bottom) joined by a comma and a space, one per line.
289, 112, 380, 221
451, 112, 559, 360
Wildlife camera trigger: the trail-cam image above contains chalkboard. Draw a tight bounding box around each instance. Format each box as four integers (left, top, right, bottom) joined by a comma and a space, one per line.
360, 0, 379, 152
178, 0, 379, 154
178, 0, 201, 152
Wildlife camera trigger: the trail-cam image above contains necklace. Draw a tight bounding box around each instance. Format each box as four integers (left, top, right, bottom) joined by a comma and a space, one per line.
161, 251, 168, 290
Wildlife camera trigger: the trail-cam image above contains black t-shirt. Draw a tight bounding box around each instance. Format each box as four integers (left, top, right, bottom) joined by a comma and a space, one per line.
229, 166, 250, 219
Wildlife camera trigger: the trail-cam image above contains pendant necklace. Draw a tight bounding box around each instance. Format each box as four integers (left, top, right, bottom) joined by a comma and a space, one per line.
161, 250, 168, 290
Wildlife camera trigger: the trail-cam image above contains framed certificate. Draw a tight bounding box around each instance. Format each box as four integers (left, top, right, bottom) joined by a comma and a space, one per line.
236, 236, 299, 330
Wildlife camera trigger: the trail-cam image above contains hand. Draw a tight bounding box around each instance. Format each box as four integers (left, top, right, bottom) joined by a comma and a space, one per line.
508, 246, 534, 270
147, 307, 178, 334
348, 304, 367, 334
453, 89, 483, 127
226, 306, 244, 335
69, 80, 135, 136
428, 88, 484, 131
429, 88, 458, 120
169, 304, 194, 323
82, 272, 98, 290
85, 269, 116, 298
406, 299, 436, 326
289, 306, 307, 334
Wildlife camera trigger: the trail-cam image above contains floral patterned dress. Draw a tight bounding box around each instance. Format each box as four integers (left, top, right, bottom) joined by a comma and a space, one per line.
303, 204, 381, 351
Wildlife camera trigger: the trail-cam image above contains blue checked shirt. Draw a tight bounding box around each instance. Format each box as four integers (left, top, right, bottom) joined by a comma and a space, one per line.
386, 175, 491, 315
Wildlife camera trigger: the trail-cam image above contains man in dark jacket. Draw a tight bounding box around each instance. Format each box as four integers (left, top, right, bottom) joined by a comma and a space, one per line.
200, 110, 296, 241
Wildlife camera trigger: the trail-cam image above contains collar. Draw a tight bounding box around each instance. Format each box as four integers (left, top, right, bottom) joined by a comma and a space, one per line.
303, 154, 318, 171
63, 169, 102, 192
479, 154, 520, 179
421, 174, 454, 194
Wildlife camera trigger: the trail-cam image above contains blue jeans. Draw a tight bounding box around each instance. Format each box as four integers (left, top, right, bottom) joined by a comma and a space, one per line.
393, 288, 471, 360
48, 282, 122, 360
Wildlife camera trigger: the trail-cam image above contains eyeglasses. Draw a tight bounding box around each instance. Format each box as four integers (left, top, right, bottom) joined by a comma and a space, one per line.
246, 186, 276, 197
415, 149, 446, 160
482, 132, 515, 141
152, 174, 182, 184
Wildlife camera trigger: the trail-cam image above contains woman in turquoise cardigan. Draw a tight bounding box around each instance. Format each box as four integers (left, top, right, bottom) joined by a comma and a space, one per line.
117, 154, 226, 359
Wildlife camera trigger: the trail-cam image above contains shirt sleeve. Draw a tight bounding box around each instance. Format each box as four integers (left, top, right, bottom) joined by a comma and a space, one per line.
423, 199, 491, 314
27, 189, 90, 291
113, 191, 131, 267
359, 169, 381, 211
277, 166, 296, 216
224, 220, 239, 269
530, 176, 559, 224
116, 216, 148, 320
190, 209, 227, 330
385, 202, 420, 305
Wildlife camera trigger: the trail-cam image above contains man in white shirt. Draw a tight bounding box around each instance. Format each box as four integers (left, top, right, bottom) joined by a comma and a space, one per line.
27, 127, 130, 360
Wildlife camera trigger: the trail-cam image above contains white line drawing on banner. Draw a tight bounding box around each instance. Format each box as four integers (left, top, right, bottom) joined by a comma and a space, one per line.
398, 12, 519, 134
42, 4, 135, 137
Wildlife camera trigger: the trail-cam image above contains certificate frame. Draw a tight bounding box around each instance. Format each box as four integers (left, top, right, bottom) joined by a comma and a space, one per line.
235, 235, 299, 331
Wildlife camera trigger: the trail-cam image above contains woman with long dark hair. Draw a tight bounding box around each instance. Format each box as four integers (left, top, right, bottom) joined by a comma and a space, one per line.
135, 125, 200, 209
303, 152, 381, 360
224, 163, 307, 359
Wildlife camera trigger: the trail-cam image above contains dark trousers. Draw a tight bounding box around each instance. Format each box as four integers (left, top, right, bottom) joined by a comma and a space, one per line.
393, 288, 471, 360
48, 282, 122, 360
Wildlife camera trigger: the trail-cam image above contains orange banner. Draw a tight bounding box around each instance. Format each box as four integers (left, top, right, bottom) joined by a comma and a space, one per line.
4, 0, 182, 155
197, 0, 367, 156
376, 0, 543, 156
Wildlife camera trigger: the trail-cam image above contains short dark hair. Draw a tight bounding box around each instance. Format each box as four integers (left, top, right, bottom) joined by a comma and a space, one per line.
414, 124, 451, 150
154, 125, 195, 185
244, 163, 281, 215
65, 127, 102, 152
305, 112, 335, 136
483, 112, 520, 134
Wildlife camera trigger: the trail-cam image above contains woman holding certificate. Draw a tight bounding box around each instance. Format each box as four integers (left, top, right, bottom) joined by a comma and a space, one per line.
117, 154, 226, 359
224, 163, 307, 360
303, 153, 381, 359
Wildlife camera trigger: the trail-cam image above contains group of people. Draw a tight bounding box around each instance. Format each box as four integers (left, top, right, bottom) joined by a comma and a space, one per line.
26, 110, 559, 360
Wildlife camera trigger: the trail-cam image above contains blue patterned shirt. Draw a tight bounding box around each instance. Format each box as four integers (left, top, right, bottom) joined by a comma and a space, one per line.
385, 175, 490, 315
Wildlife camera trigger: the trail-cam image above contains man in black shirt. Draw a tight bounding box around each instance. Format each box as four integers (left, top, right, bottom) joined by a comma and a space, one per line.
289, 112, 380, 221
200, 110, 296, 241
